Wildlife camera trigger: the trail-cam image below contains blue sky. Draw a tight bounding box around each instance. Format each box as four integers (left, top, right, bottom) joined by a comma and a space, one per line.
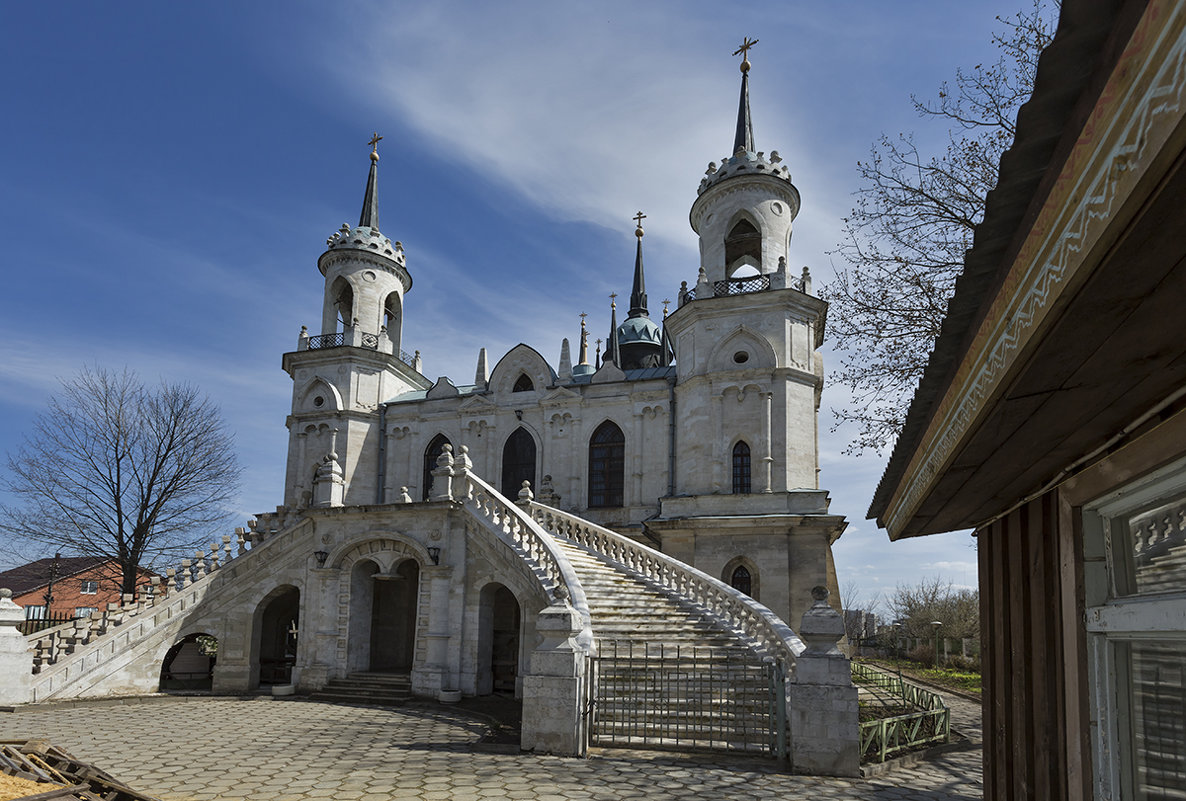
0, 1, 1024, 601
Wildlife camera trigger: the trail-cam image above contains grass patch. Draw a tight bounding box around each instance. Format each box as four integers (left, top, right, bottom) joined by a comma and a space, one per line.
862, 658, 982, 697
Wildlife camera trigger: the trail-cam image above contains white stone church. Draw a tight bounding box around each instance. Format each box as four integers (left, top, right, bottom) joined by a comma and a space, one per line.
3, 49, 858, 775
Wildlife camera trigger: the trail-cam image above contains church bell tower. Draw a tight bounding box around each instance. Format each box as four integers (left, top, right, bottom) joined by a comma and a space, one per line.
280, 135, 431, 510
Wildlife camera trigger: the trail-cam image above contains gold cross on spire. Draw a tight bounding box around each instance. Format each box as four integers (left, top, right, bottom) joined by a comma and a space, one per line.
579, 311, 588, 326
609, 292, 618, 308
733, 37, 758, 73
368, 132, 383, 161
633, 210, 646, 238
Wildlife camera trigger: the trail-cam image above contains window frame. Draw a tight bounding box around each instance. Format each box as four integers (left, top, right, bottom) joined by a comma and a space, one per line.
587, 421, 625, 508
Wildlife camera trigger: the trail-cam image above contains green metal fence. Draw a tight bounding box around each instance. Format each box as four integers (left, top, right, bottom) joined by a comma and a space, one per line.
852, 661, 950, 763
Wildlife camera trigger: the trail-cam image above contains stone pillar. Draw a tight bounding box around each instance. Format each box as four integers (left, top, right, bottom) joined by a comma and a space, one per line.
420, 565, 454, 695
0, 589, 31, 705
431, 444, 454, 501
761, 391, 774, 493
313, 430, 345, 508
520, 601, 588, 756
787, 586, 859, 776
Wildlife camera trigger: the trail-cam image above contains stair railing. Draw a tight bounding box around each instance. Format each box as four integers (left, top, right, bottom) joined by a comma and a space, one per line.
528, 502, 804, 667
457, 470, 593, 651
26, 512, 310, 693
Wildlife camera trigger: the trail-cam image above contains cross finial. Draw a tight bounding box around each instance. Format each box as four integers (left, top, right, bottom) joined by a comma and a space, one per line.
609, 292, 618, 309
368, 132, 383, 161
579, 311, 588, 326
733, 37, 758, 73
633, 210, 646, 238
662, 298, 671, 318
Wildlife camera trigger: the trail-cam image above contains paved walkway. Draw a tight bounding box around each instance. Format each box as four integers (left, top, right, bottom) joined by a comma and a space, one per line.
0, 697, 982, 800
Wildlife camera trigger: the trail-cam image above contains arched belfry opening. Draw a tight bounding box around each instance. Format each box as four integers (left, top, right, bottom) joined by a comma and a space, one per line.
423, 434, 452, 500
329, 277, 354, 333
512, 373, 535, 392
348, 558, 419, 674
588, 421, 625, 508
501, 427, 536, 498
383, 291, 402, 348
255, 586, 300, 687
725, 218, 762, 277
477, 583, 521, 695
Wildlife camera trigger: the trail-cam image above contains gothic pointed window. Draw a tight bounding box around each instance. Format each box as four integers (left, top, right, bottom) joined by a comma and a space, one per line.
731, 565, 752, 596
512, 374, 534, 393
725, 218, 762, 277
588, 421, 625, 508
732, 441, 752, 494
423, 434, 451, 501
501, 427, 536, 499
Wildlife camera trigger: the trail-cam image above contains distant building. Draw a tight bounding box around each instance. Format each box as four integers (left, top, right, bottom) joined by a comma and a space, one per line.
870, 1, 1186, 798
0, 556, 152, 622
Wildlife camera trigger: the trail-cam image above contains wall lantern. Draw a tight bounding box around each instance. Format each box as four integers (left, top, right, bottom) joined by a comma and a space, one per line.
514, 409, 523, 421
314, 550, 329, 568
427, 546, 441, 566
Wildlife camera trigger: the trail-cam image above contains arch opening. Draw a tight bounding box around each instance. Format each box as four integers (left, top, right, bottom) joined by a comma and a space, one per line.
423, 434, 452, 501
512, 373, 535, 393
588, 421, 625, 508
725, 219, 762, 277
330, 277, 354, 333
477, 583, 521, 696
256, 586, 299, 686
160, 633, 216, 691
501, 427, 536, 498
349, 558, 419, 674
732, 441, 752, 494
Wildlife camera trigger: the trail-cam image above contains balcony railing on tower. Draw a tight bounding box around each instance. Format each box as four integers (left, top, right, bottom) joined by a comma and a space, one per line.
302, 329, 417, 369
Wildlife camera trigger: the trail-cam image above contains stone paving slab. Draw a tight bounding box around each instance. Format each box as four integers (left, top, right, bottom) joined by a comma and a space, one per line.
0, 697, 982, 800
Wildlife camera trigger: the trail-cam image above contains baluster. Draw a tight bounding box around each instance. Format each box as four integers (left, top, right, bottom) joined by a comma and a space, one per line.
166, 567, 177, 592
208, 542, 221, 570
222, 534, 233, 564
180, 560, 192, 588
235, 527, 248, 555
194, 550, 208, 579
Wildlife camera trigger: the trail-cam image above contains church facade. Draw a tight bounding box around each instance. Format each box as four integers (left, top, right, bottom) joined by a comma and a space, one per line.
282, 56, 845, 631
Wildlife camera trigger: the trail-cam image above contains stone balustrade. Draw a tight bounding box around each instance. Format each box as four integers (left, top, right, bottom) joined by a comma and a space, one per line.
452, 462, 593, 652
23, 517, 283, 675
528, 502, 805, 669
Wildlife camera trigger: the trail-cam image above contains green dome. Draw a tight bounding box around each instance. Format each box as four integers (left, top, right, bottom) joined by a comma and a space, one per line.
616, 316, 661, 346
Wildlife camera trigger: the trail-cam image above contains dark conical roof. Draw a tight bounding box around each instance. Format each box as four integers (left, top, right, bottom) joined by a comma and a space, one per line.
359, 147, 380, 229
628, 235, 648, 318
733, 69, 754, 154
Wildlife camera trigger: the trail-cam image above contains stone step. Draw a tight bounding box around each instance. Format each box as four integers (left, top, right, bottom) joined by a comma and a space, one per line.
310, 672, 413, 707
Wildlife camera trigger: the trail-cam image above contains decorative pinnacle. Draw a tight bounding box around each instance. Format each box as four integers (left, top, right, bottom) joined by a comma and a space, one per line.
609, 291, 618, 309
733, 37, 758, 73
579, 311, 588, 328
368, 132, 383, 162
633, 210, 646, 238
662, 298, 671, 318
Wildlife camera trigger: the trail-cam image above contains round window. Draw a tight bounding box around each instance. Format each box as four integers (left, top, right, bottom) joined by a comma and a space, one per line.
313, 395, 325, 408
733, 351, 749, 364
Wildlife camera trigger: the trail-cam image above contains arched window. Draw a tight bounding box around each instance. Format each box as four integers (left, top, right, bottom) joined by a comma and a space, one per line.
501, 427, 536, 498
512, 373, 534, 392
423, 434, 451, 501
731, 565, 752, 596
588, 421, 625, 508
724, 219, 762, 276
732, 441, 752, 494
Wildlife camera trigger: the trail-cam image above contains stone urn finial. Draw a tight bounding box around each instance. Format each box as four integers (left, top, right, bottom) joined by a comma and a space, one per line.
798, 585, 845, 656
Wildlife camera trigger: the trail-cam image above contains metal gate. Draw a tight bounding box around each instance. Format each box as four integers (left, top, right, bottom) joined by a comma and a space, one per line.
588, 640, 787, 756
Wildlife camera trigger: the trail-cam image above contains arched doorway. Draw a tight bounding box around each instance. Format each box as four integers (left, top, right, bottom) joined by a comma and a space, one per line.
502, 427, 536, 498
256, 586, 299, 686
477, 583, 521, 695
160, 633, 216, 691
349, 558, 419, 674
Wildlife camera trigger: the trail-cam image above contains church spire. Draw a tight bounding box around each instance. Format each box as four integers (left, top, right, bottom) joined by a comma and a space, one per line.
359, 132, 382, 229
607, 294, 620, 366
628, 212, 649, 318
732, 38, 757, 155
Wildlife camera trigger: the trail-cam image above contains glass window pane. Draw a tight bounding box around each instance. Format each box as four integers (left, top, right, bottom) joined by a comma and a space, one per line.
1129, 640, 1186, 799
1119, 496, 1186, 596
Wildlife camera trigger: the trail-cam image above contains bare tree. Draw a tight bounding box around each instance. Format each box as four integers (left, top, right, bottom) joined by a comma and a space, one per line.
822, 2, 1059, 453
2, 366, 241, 594
887, 576, 979, 639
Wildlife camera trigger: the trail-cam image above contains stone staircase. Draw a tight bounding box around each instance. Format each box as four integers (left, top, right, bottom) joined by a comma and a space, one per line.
550, 534, 777, 753
310, 672, 412, 707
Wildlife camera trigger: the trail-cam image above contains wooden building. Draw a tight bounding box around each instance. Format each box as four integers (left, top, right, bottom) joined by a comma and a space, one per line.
869, 1, 1186, 798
